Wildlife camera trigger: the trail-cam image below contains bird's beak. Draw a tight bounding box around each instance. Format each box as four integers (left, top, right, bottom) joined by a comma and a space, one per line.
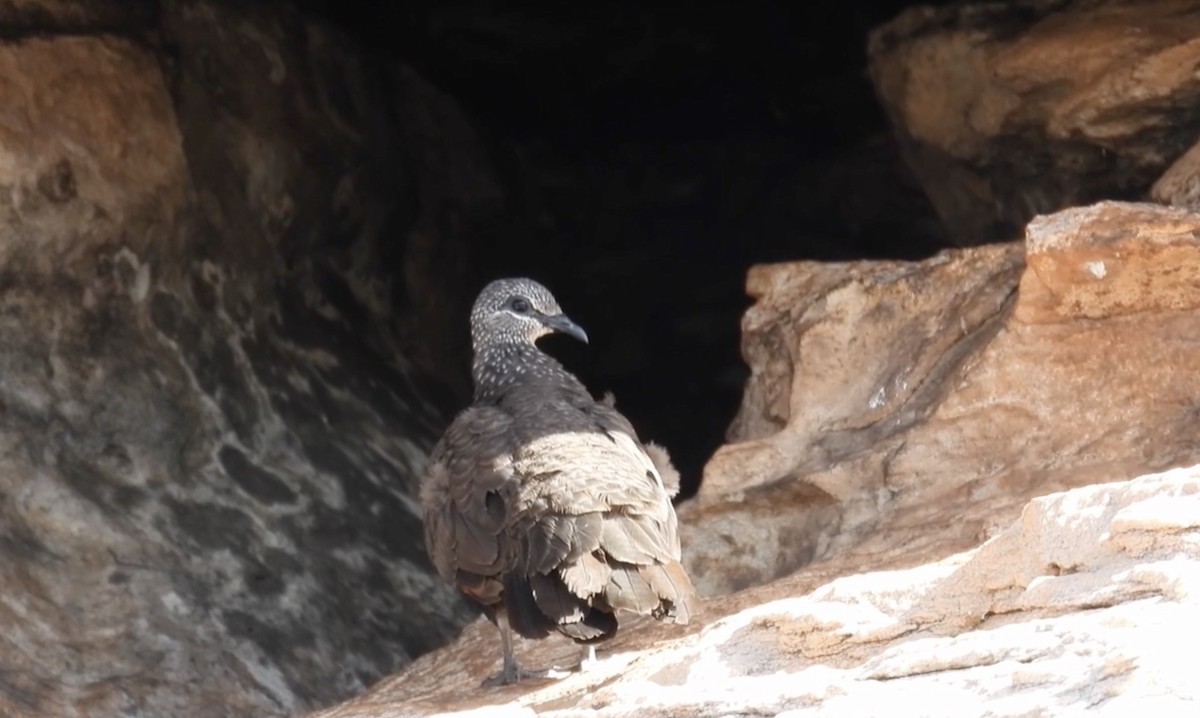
541, 313, 589, 344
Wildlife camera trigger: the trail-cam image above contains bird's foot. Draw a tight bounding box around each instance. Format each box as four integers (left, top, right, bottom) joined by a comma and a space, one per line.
481, 664, 569, 687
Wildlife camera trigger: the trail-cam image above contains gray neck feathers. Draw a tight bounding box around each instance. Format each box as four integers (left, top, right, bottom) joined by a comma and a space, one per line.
471, 340, 583, 403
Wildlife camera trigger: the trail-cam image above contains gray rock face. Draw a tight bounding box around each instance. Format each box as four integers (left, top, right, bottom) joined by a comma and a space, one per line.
0, 2, 500, 715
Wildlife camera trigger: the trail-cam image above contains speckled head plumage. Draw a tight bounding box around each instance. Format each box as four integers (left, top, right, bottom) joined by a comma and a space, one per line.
469, 277, 588, 354
468, 277, 590, 400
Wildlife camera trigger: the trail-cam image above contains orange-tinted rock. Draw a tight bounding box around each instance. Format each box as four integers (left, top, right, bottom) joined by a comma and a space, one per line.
1150, 137, 1200, 210
686, 201, 1200, 596
0, 36, 187, 268
1017, 201, 1200, 322
869, 0, 1200, 243
681, 242, 1021, 594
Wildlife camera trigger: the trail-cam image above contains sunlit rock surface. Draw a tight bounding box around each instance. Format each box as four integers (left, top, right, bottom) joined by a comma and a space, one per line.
309, 464, 1200, 717
687, 201, 1200, 596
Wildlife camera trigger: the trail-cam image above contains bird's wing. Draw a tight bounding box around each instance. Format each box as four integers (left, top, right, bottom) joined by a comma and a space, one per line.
506, 406, 696, 624
423, 396, 696, 628
512, 429, 673, 521
592, 395, 682, 496
508, 398, 683, 569
421, 405, 521, 605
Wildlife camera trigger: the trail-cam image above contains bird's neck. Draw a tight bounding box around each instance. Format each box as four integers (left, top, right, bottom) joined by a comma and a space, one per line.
471, 341, 586, 403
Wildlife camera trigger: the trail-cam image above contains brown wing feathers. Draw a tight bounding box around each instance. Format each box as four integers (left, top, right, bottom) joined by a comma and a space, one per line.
427, 421, 695, 643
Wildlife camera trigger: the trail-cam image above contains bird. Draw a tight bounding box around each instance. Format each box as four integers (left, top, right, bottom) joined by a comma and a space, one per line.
421, 277, 697, 685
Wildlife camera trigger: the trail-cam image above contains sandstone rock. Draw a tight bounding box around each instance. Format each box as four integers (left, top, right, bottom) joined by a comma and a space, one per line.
0, 35, 187, 270
1150, 137, 1200, 210
686, 200, 1200, 596
0, 3, 499, 716
680, 241, 1022, 596
869, 0, 1200, 243
306, 464, 1200, 717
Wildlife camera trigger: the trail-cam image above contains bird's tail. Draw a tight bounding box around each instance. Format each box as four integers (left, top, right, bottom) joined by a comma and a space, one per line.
504, 572, 619, 643
639, 559, 699, 624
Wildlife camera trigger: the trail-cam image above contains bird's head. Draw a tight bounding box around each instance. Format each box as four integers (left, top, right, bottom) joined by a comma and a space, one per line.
469, 277, 589, 352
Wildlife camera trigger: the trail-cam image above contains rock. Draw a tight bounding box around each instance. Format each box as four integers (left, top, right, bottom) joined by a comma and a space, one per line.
686, 200, 1200, 596
868, 0, 1200, 244
0, 0, 155, 33
1016, 201, 1200, 322
162, 0, 504, 394
0, 2, 502, 716
304, 463, 1200, 717
0, 35, 187, 269
1150, 137, 1200, 210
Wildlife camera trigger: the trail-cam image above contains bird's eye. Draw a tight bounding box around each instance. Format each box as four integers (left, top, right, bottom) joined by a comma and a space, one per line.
508, 297, 531, 314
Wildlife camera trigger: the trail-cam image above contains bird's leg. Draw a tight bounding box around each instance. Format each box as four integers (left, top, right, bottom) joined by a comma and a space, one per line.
482, 613, 564, 687
496, 612, 520, 684
575, 644, 600, 673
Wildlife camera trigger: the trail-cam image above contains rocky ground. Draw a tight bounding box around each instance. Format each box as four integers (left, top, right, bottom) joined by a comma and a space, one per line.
316, 463, 1200, 717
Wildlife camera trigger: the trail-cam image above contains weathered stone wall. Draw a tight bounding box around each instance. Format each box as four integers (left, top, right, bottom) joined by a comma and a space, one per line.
0, 2, 501, 715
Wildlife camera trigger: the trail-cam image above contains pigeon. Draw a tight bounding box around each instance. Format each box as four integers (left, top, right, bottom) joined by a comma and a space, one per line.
421, 277, 697, 685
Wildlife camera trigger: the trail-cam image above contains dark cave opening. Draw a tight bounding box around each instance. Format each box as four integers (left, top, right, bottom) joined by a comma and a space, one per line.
281, 0, 961, 495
